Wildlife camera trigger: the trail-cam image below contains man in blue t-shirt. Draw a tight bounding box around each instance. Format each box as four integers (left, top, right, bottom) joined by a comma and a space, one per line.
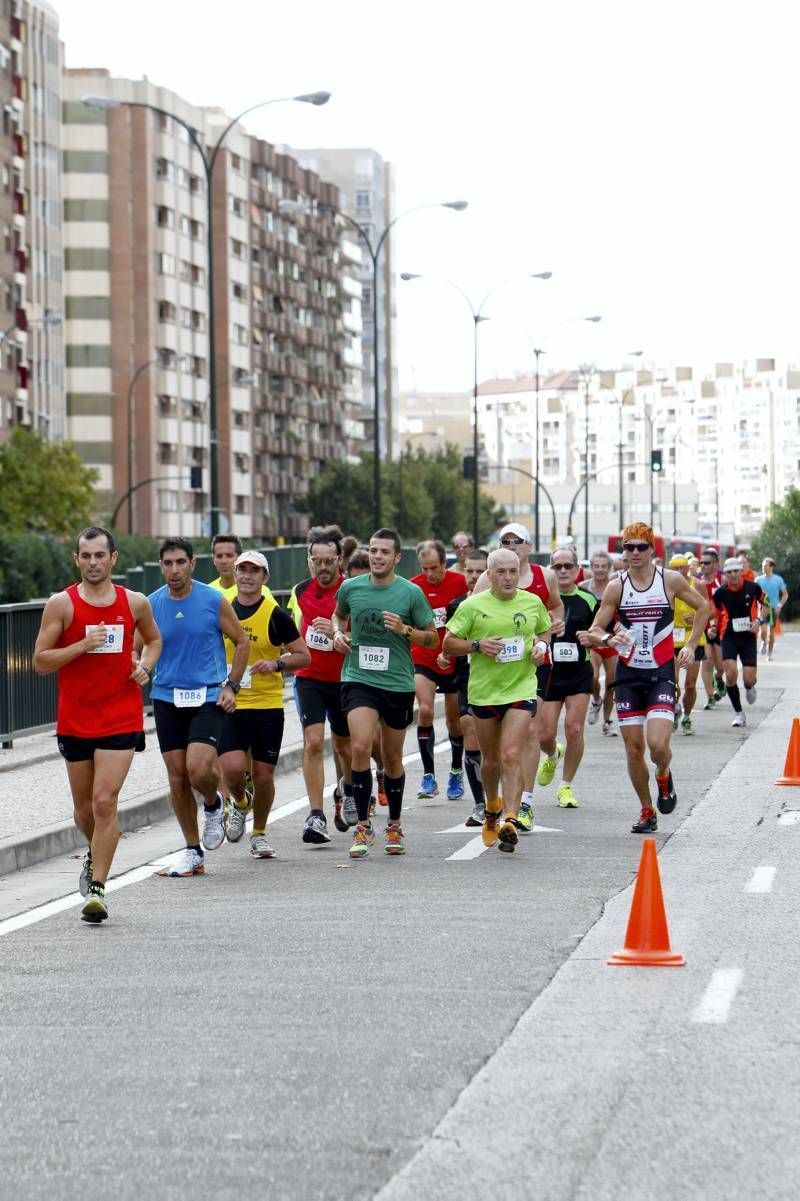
755, 557, 789, 661
146, 537, 249, 878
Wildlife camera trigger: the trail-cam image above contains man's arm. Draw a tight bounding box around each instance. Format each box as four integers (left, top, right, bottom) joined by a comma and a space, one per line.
382, 611, 439, 648
668, 571, 711, 649
584, 579, 624, 647
128, 593, 162, 686
33, 593, 107, 674
219, 599, 250, 684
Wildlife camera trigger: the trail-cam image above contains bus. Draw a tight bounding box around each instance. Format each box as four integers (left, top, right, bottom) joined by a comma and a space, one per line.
607, 533, 738, 564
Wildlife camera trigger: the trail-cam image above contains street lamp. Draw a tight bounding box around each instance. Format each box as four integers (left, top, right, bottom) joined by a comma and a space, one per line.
83, 90, 331, 538
282, 199, 468, 531
125, 352, 190, 533
400, 272, 552, 545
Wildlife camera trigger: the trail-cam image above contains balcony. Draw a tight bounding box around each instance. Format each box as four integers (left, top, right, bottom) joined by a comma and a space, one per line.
14, 248, 26, 275
15, 306, 27, 331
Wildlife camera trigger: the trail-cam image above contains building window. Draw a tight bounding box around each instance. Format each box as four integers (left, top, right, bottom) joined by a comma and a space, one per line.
156, 205, 173, 228
158, 394, 176, 415
157, 300, 176, 322
155, 157, 174, 181
355, 190, 371, 210
234, 494, 250, 514
155, 252, 176, 275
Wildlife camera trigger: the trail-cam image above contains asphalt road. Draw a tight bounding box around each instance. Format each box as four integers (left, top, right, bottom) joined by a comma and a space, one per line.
0, 660, 796, 1200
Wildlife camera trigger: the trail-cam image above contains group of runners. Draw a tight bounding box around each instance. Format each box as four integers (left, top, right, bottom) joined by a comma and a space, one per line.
33, 519, 787, 924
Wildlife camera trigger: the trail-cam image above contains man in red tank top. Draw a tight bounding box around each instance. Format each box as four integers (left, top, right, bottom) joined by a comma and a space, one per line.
34, 526, 161, 924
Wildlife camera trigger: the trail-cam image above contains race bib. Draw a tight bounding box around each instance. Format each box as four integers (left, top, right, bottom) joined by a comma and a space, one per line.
226, 662, 252, 689
497, 636, 524, 663
432, 606, 447, 629
358, 644, 389, 671
732, 617, 752, 633
553, 642, 579, 662
85, 623, 124, 654
173, 686, 207, 708
306, 626, 334, 652
673, 627, 686, 645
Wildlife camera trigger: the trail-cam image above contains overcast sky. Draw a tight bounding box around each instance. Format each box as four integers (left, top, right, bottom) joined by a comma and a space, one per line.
54, 0, 800, 390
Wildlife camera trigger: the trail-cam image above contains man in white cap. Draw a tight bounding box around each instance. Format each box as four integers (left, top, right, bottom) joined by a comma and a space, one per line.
473, 522, 563, 831
219, 550, 310, 857
712, 559, 765, 727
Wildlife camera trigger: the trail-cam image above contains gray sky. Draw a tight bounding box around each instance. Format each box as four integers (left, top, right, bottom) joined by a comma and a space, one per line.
54, 0, 800, 389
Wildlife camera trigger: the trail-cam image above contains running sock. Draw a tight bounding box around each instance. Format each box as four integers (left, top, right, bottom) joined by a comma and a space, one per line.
449, 734, 464, 771
233, 795, 249, 810
309, 808, 324, 818
351, 768, 374, 823
655, 774, 670, 797
384, 773, 405, 822
727, 684, 742, 713
188, 844, 203, 855
520, 789, 534, 810
376, 769, 385, 790
417, 725, 436, 774
88, 881, 105, 893
545, 746, 560, 763
251, 828, 266, 838
464, 749, 484, 804
343, 781, 354, 796
204, 797, 222, 811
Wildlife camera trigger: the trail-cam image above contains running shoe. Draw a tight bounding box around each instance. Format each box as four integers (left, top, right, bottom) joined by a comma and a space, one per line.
731, 712, 746, 728
768, 650, 773, 662
703, 697, 717, 710
342, 793, 359, 827
159, 848, 205, 877
497, 817, 518, 853
745, 685, 757, 705
377, 772, 388, 807
80, 885, 108, 924
514, 800, 534, 832
760, 640, 767, 656
78, 851, 93, 898
384, 824, 405, 855
465, 802, 486, 828
446, 769, 465, 800
672, 701, 682, 732
227, 792, 252, 843
536, 742, 564, 787
201, 793, 227, 851
656, 772, 677, 815
482, 803, 502, 847
417, 773, 439, 798
602, 720, 618, 737
333, 801, 349, 833
349, 822, 375, 859
681, 715, 694, 736
714, 675, 727, 698
250, 833, 276, 859
557, 784, 579, 808
631, 807, 658, 833
302, 812, 331, 844
588, 698, 602, 725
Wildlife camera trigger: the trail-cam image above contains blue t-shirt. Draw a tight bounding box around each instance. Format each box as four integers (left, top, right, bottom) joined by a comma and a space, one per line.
755, 573, 786, 610
148, 580, 228, 702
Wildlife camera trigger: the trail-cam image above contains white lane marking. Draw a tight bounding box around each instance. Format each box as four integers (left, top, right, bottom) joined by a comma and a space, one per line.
692, 968, 744, 1024
745, 865, 776, 893
436, 821, 563, 834
778, 811, 800, 825
447, 836, 488, 861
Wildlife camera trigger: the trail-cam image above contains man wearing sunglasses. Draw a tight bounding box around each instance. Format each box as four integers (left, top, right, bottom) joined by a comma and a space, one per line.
697, 548, 726, 708
585, 522, 709, 833
712, 558, 765, 727
451, 532, 475, 575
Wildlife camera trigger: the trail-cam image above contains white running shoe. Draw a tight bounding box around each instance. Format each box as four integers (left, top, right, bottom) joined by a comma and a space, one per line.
602, 720, 618, 737
342, 794, 359, 826
745, 685, 757, 705
159, 848, 205, 877
201, 794, 227, 850
227, 792, 252, 843
588, 699, 602, 726
250, 834, 276, 859
731, 712, 746, 728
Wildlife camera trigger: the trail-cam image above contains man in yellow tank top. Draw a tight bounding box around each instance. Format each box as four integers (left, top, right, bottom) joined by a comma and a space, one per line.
220, 551, 310, 858
670, 554, 706, 736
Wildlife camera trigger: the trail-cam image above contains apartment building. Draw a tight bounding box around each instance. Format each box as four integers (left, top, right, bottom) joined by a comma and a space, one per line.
0, 0, 63, 443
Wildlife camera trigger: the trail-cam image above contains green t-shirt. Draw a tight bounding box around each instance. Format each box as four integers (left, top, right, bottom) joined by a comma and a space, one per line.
446, 588, 551, 706
337, 573, 434, 692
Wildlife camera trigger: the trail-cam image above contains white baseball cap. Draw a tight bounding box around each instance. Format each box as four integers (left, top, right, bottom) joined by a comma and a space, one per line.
498, 522, 532, 544
235, 550, 269, 571
723, 557, 742, 572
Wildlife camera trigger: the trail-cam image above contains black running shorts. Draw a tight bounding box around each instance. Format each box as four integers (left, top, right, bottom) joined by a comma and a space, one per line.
341, 682, 415, 730
721, 631, 758, 668
414, 663, 461, 694
294, 677, 349, 737
536, 664, 593, 703
218, 708, 285, 764
153, 699, 224, 754
57, 730, 145, 762
469, 698, 537, 720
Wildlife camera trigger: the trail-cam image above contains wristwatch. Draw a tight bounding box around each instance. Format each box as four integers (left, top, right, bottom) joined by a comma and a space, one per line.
470, 639, 481, 652
225, 677, 241, 694
600, 632, 612, 645
404, 625, 413, 640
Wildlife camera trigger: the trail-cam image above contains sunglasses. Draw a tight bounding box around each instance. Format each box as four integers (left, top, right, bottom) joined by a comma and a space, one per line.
553, 562, 575, 570
700, 560, 713, 565
309, 556, 338, 567
500, 537, 526, 546
622, 542, 651, 552
452, 542, 470, 550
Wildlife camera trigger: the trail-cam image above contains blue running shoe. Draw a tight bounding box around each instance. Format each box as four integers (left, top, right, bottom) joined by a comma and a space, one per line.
417, 772, 439, 798
446, 769, 464, 800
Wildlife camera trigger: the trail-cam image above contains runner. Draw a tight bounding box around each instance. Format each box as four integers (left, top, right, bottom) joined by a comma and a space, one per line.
458, 548, 489, 827
755, 557, 788, 661
736, 548, 756, 582
697, 547, 726, 708
585, 522, 709, 833
411, 539, 469, 801
535, 545, 597, 808
210, 533, 272, 601
333, 528, 436, 858
219, 551, 309, 857
713, 558, 765, 727
33, 526, 162, 924
669, 554, 706, 735
346, 548, 385, 815
291, 528, 354, 844
584, 549, 618, 736
450, 531, 475, 575
443, 548, 551, 852
147, 537, 250, 877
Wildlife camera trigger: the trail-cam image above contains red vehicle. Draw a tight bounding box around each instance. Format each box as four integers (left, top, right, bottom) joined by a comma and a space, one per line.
667, 536, 736, 563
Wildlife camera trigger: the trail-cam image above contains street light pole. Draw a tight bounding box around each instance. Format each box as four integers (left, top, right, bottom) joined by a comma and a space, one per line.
534, 346, 542, 555
84, 91, 330, 538
126, 358, 155, 534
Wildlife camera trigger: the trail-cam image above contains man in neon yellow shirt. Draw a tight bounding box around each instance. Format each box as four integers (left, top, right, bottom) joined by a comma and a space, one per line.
670, 553, 706, 736
210, 533, 272, 601
443, 548, 551, 854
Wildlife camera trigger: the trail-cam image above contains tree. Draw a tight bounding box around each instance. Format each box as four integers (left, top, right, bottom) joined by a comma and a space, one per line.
750, 487, 800, 620
0, 428, 98, 536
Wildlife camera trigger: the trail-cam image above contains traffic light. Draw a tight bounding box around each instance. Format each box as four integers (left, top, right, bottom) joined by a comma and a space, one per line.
650, 450, 663, 474
189, 466, 202, 489
462, 455, 476, 480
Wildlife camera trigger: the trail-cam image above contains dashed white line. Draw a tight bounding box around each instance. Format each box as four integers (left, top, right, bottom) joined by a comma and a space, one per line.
692, 968, 744, 1024
745, 865, 776, 893
777, 812, 800, 826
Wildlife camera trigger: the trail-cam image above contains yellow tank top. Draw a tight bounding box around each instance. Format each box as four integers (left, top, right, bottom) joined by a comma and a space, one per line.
224, 595, 284, 709
673, 581, 706, 648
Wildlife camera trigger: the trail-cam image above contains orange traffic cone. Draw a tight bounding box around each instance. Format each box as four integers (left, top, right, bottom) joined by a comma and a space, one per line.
776, 717, 800, 785
608, 838, 685, 967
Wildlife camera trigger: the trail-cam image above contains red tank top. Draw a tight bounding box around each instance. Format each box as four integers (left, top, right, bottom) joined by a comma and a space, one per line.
56, 584, 144, 737
523, 563, 550, 604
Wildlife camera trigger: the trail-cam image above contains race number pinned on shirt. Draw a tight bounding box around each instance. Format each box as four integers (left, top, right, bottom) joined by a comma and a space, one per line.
174, 686, 207, 708
553, 642, 579, 662
496, 636, 524, 663
732, 617, 752, 633
85, 624, 124, 654
432, 606, 447, 629
673, 627, 686, 645
227, 663, 252, 689
358, 645, 390, 671
306, 626, 334, 652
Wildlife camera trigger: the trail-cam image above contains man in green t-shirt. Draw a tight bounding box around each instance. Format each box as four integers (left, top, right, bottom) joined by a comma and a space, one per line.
444, 549, 551, 853
333, 528, 436, 859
